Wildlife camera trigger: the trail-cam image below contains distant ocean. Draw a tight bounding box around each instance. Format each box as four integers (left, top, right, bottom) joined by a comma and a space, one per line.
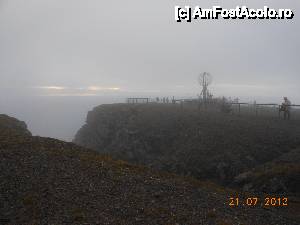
0, 95, 124, 141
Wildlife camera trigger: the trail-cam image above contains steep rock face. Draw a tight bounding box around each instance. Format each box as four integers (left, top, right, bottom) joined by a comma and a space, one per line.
74, 104, 300, 191
0, 114, 31, 136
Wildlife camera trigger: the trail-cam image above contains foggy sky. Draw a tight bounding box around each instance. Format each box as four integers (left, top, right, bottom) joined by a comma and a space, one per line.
0, 0, 299, 140
0, 0, 299, 99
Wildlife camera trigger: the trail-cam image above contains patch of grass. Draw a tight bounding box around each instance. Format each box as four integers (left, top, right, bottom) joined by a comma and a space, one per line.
23, 195, 36, 206
217, 220, 233, 225
206, 208, 217, 219
144, 207, 170, 217
252, 163, 300, 182
71, 208, 85, 222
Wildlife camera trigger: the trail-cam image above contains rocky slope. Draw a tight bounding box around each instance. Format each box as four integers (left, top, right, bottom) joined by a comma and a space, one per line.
1, 115, 300, 224
74, 104, 300, 194
0, 114, 31, 136
234, 147, 300, 194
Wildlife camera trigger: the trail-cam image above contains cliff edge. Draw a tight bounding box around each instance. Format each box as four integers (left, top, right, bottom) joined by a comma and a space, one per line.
74, 103, 300, 194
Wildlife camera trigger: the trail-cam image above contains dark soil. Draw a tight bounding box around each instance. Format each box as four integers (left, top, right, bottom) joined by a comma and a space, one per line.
1, 115, 299, 225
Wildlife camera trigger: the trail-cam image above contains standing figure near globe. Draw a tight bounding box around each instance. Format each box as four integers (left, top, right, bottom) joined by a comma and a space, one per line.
280, 97, 292, 120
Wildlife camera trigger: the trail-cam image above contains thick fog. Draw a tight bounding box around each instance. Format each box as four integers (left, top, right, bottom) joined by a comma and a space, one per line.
0, 0, 299, 140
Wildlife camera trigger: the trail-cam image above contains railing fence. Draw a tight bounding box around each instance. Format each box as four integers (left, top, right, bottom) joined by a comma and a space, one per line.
126, 97, 300, 120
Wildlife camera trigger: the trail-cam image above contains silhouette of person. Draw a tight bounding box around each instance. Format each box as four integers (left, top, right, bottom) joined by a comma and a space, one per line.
282, 97, 291, 120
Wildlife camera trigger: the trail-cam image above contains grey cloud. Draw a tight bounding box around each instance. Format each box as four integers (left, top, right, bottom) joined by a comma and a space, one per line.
0, 0, 299, 139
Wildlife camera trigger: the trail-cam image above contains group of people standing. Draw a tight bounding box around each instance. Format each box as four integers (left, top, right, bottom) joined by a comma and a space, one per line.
155, 97, 176, 104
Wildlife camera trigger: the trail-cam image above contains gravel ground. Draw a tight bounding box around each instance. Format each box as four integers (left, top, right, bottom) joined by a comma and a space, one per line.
1, 131, 299, 225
